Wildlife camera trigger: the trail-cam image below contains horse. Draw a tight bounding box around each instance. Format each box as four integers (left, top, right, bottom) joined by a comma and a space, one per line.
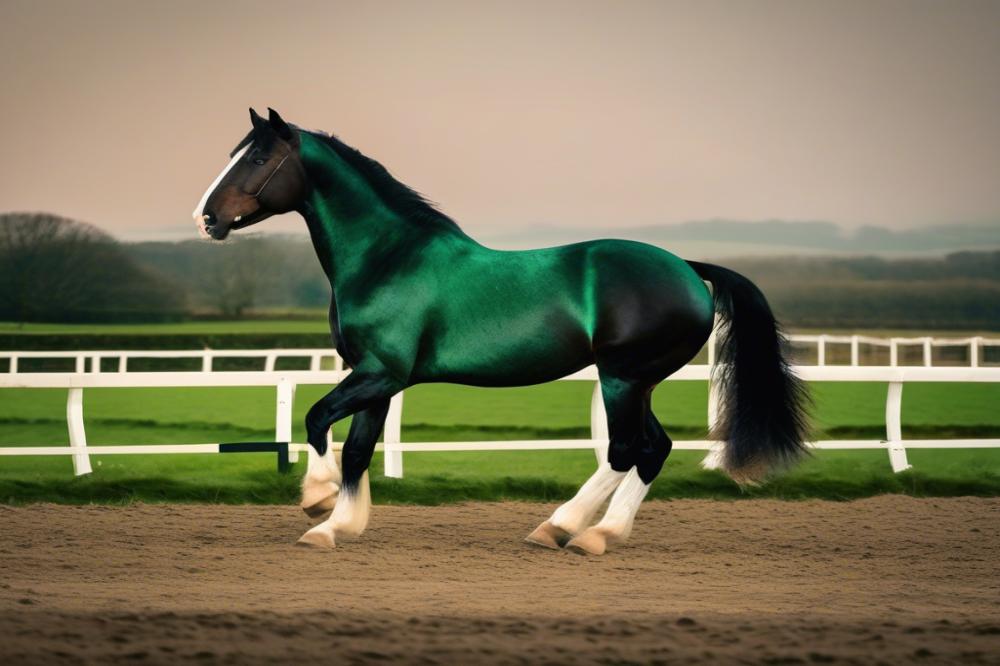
193, 108, 810, 555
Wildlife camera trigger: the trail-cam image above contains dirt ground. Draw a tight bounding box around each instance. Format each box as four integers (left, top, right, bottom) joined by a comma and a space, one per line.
1, 497, 999, 665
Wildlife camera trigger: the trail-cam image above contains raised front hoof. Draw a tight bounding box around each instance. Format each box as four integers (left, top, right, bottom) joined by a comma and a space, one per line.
301, 494, 337, 519
296, 526, 335, 549
565, 527, 611, 556
524, 520, 573, 550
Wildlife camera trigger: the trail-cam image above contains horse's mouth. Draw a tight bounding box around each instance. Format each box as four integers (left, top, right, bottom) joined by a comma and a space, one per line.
200, 210, 266, 240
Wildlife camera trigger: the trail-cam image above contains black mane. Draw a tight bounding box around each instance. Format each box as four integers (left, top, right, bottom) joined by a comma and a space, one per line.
307, 130, 462, 232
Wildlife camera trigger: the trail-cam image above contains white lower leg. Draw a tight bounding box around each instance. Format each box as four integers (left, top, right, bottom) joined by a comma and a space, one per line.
329, 470, 371, 537
301, 445, 341, 511
298, 471, 371, 547
592, 467, 650, 542
549, 463, 627, 534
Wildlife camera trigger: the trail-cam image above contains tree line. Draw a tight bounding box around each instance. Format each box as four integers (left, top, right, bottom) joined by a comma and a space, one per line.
1, 212, 997, 330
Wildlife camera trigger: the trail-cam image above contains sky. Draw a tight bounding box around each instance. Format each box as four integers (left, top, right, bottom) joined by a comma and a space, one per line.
1, 0, 998, 241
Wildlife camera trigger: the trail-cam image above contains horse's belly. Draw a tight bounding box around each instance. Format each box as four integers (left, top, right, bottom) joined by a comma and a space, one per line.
413, 321, 594, 387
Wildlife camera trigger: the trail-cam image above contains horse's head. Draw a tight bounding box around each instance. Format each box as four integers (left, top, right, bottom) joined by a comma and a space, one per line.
192, 108, 308, 240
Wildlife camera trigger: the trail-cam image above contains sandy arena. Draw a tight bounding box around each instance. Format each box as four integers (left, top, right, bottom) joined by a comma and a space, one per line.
2, 497, 999, 665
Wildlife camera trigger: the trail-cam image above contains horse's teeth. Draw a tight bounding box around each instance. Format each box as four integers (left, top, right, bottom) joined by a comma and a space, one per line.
234, 215, 242, 222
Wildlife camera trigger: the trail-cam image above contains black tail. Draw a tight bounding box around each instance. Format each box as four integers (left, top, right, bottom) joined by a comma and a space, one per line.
687, 261, 811, 484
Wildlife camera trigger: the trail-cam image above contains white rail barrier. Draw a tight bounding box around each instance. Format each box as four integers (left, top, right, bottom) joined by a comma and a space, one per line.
0, 348, 345, 374
1, 335, 996, 375
784, 334, 999, 368
1, 364, 998, 478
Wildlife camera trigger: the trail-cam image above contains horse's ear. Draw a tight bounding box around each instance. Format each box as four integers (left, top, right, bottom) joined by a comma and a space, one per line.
268, 108, 295, 143
249, 107, 269, 133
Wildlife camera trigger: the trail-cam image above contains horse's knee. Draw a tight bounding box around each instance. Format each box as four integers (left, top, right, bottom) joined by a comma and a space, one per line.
305, 409, 329, 452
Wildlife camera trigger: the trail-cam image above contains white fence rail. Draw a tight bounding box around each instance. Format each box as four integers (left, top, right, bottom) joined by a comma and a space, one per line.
0, 348, 345, 374
2, 362, 998, 478
1, 335, 997, 375
787, 334, 1000, 368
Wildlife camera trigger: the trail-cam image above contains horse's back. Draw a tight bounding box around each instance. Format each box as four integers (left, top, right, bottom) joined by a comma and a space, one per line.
409, 239, 712, 386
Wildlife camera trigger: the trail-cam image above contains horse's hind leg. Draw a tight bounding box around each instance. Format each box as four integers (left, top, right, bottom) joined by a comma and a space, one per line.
526, 376, 653, 550
565, 382, 671, 556
525, 463, 627, 549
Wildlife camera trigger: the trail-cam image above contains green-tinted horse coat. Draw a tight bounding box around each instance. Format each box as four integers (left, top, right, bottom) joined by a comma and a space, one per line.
298, 132, 714, 392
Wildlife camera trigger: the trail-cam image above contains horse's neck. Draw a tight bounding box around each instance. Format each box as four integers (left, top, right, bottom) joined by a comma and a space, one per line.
296, 133, 472, 294
299, 197, 378, 288
298, 187, 465, 294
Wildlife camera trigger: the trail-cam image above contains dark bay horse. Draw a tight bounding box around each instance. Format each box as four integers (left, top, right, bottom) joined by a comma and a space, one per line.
193, 108, 809, 554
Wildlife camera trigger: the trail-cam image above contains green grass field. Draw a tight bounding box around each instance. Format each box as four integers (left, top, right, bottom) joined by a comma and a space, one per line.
2, 380, 998, 504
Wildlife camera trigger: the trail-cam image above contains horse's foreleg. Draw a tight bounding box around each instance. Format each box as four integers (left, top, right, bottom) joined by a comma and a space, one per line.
295, 369, 399, 548
327, 398, 390, 536
301, 444, 341, 519
298, 397, 392, 549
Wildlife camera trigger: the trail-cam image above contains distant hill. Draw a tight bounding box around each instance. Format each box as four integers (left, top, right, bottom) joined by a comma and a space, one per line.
481, 220, 1000, 257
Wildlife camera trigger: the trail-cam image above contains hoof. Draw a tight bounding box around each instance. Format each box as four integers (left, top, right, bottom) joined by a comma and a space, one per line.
296, 525, 335, 549
525, 520, 573, 550
301, 482, 338, 518
565, 527, 610, 556
301, 494, 337, 519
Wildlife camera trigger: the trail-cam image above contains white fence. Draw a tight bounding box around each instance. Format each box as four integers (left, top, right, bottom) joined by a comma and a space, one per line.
787, 334, 999, 367
0, 348, 345, 374
2, 347, 999, 477
1, 334, 997, 375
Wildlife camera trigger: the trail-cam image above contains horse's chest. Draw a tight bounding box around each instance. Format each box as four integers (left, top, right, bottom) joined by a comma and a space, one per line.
328, 299, 363, 369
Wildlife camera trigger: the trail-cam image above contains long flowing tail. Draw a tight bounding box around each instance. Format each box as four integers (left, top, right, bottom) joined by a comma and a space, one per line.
687, 261, 811, 484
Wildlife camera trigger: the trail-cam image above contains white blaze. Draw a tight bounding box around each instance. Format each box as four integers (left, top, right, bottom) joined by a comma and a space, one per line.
191, 144, 251, 225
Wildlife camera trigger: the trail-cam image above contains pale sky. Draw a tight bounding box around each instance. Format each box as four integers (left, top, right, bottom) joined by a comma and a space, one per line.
1, 0, 998, 241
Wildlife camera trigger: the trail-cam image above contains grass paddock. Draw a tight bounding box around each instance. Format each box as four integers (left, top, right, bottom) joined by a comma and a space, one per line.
1, 380, 998, 504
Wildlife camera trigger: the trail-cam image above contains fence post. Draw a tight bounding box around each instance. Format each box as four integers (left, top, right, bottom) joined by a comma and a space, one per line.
383, 392, 405, 478
275, 378, 297, 463
590, 381, 608, 463
75, 355, 85, 373
923, 338, 932, 367
265, 353, 277, 372
9, 356, 16, 374
119, 355, 128, 373
850, 336, 859, 367
817, 336, 826, 366
309, 354, 321, 372
66, 388, 93, 476
889, 339, 899, 367
971, 337, 981, 368
202, 349, 212, 373
885, 381, 911, 473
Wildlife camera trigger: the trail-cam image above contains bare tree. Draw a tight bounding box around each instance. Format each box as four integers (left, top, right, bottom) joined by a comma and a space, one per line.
0, 212, 182, 322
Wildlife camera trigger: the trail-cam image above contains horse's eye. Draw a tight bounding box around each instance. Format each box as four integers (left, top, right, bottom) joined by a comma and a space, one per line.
253, 158, 266, 166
